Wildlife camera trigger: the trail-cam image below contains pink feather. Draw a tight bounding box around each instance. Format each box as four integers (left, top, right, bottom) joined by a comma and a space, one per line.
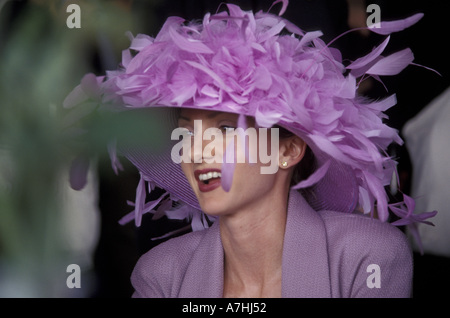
270, 0, 289, 16
291, 160, 331, 189
369, 13, 424, 35
365, 48, 414, 76
347, 36, 390, 70
221, 140, 236, 192
168, 26, 214, 54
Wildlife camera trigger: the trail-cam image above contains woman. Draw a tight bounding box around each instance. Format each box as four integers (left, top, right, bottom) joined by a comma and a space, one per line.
129, 108, 412, 298
64, 1, 436, 297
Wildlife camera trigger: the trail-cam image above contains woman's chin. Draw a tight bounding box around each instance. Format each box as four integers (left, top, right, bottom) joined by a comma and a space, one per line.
198, 202, 226, 217
197, 192, 231, 217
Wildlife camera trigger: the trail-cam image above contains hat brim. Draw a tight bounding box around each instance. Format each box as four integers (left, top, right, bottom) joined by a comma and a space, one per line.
120, 106, 359, 214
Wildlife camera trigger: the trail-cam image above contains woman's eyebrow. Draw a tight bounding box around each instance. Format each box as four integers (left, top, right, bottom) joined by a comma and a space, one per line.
178, 115, 191, 122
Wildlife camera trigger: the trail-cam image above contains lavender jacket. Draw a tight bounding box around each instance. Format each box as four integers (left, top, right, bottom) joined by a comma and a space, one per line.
131, 190, 413, 298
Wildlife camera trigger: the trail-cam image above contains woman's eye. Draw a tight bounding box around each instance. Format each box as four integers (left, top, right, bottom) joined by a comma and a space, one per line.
185, 130, 195, 137
178, 127, 194, 137
220, 126, 235, 134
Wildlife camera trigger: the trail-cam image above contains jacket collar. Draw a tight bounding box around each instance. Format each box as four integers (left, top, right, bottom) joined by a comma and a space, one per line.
282, 190, 331, 297
178, 217, 224, 297
179, 190, 331, 297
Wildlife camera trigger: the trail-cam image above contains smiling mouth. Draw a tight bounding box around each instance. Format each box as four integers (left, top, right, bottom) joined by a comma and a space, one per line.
194, 169, 222, 191
198, 171, 222, 184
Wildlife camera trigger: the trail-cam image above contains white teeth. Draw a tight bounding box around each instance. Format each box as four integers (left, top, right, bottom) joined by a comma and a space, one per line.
199, 171, 221, 181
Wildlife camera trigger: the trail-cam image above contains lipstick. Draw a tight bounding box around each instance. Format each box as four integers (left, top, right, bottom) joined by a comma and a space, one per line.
194, 168, 222, 192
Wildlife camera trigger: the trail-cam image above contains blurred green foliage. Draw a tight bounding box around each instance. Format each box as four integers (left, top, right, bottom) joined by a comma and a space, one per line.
0, 0, 161, 296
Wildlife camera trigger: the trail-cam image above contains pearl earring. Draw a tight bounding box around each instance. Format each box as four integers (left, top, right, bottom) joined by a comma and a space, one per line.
281, 161, 288, 167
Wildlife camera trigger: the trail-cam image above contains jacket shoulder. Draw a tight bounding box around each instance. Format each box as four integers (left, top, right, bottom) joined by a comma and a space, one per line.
318, 210, 410, 250
130, 228, 208, 298
318, 210, 413, 297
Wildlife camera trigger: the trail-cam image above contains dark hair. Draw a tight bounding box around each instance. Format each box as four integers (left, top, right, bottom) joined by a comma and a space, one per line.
277, 126, 316, 186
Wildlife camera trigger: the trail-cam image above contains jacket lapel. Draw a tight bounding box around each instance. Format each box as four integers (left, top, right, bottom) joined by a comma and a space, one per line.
282, 190, 331, 297
178, 221, 224, 297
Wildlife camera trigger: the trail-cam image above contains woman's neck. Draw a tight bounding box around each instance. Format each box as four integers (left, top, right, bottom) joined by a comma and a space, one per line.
220, 189, 288, 298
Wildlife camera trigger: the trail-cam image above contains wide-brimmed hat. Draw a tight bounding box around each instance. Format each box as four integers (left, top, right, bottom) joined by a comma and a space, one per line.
64, 1, 437, 240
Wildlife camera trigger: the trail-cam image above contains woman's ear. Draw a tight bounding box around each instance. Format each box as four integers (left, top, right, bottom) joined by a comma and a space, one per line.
279, 136, 307, 168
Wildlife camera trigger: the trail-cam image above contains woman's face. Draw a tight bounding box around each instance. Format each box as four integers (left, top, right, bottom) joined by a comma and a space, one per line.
178, 108, 290, 217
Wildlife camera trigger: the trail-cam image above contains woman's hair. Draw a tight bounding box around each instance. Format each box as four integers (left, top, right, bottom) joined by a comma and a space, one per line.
277, 126, 316, 187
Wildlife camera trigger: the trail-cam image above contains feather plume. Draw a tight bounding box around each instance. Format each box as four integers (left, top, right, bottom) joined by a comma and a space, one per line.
369, 13, 424, 35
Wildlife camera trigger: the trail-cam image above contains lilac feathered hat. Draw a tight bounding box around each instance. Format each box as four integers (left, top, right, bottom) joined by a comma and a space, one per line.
64, 1, 436, 240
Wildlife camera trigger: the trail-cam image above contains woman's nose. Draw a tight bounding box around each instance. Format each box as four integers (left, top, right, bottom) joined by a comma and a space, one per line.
191, 127, 222, 163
